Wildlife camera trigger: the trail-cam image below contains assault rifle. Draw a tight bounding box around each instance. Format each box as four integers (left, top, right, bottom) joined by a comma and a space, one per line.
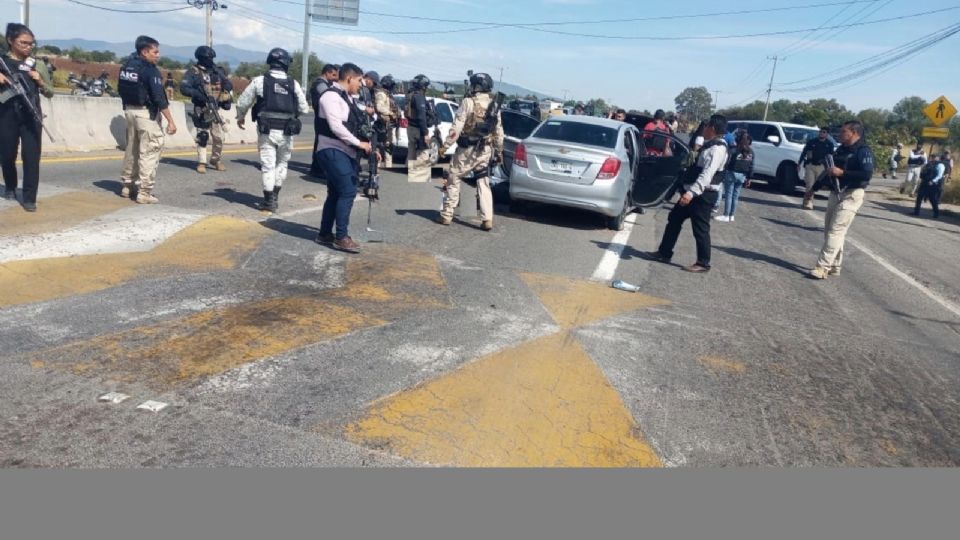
196, 82, 225, 126
358, 106, 384, 242
0, 57, 54, 141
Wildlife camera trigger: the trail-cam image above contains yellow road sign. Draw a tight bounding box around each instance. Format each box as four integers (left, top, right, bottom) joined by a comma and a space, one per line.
924, 96, 956, 127
922, 127, 950, 139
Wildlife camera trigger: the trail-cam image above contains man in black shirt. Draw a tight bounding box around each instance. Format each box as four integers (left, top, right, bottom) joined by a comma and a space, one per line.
808, 120, 873, 280
798, 127, 834, 210
406, 74, 433, 183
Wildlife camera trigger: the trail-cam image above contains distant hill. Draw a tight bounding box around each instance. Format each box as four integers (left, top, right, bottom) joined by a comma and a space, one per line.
45, 39, 554, 97
43, 39, 267, 66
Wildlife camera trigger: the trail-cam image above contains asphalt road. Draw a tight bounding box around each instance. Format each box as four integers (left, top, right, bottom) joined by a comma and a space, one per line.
1, 136, 959, 467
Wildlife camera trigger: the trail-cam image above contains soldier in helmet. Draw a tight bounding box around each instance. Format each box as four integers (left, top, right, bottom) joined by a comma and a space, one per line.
180, 45, 234, 174
437, 72, 504, 231
373, 74, 399, 168
405, 74, 435, 183
234, 48, 310, 213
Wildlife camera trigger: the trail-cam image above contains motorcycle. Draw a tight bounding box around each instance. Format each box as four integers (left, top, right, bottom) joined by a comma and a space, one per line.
68, 75, 117, 97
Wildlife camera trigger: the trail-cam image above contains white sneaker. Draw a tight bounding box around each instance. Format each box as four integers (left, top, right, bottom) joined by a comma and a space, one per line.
713, 215, 729, 222
729, 215, 735, 222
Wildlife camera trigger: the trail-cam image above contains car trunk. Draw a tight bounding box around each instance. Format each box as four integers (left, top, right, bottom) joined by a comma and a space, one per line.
522, 140, 611, 185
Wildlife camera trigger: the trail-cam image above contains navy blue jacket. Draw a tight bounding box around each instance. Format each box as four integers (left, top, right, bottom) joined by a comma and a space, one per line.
835, 139, 874, 191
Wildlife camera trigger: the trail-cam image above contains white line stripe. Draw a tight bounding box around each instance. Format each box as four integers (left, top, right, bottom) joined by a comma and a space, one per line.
591, 214, 638, 282
779, 193, 960, 320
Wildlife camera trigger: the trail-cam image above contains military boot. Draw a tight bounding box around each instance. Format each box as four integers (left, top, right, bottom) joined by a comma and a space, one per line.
272, 186, 282, 211
196, 163, 207, 174
258, 191, 276, 213
212, 161, 226, 172
136, 192, 159, 205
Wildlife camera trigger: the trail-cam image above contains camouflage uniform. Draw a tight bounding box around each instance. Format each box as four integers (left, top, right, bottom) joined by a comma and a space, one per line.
180, 64, 233, 172
440, 92, 504, 227
373, 87, 398, 168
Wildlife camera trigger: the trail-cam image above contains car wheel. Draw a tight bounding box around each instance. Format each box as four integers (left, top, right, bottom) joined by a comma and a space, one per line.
607, 196, 630, 231
777, 164, 799, 195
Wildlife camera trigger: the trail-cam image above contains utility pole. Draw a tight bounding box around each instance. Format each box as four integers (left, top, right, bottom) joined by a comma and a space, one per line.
562, 89, 569, 102
190, 2, 226, 49
23, 0, 29, 26
763, 56, 780, 121
497, 66, 505, 85
302, 0, 311, 91
206, 2, 213, 47
711, 89, 726, 111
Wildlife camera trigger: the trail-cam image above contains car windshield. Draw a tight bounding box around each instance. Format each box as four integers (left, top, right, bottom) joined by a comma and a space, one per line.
784, 127, 820, 144
533, 120, 618, 148
435, 102, 454, 123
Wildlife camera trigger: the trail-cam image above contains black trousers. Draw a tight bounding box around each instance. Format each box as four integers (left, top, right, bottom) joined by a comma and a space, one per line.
914, 183, 942, 218
310, 117, 323, 175
658, 190, 719, 267
0, 104, 42, 204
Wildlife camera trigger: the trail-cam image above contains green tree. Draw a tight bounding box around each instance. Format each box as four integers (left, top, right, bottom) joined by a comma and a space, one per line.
674, 86, 713, 123
37, 44, 62, 55
88, 50, 117, 63
891, 96, 928, 135
234, 61, 268, 80
157, 57, 186, 70
289, 51, 325, 88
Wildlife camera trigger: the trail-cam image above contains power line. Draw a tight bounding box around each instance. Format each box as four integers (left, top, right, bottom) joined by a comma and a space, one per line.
783, 0, 894, 58
66, 0, 191, 13
774, 0, 862, 57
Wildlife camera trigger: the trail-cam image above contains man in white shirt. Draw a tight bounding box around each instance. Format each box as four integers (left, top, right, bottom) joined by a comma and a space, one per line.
645, 114, 729, 273
235, 48, 310, 213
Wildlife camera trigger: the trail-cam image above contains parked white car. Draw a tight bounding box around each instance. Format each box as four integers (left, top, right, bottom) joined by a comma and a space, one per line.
724, 120, 822, 193
391, 95, 459, 165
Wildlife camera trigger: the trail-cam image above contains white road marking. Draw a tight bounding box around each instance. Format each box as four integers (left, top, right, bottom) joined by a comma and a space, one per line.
0, 206, 205, 263
780, 193, 960, 320
591, 214, 638, 282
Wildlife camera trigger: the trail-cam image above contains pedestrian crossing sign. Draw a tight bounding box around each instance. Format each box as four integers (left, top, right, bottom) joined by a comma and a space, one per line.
923, 96, 956, 127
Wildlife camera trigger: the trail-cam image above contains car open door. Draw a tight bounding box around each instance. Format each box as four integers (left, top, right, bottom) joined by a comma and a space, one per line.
498, 110, 542, 176
630, 131, 691, 207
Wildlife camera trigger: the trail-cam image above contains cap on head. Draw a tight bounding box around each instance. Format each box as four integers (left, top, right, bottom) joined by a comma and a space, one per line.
364, 71, 380, 86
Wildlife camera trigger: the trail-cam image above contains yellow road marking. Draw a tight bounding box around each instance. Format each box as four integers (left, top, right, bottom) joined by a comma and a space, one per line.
698, 355, 747, 374
0, 191, 129, 237
29, 245, 450, 389
346, 331, 662, 467
32, 146, 312, 165
520, 272, 670, 328
0, 216, 266, 308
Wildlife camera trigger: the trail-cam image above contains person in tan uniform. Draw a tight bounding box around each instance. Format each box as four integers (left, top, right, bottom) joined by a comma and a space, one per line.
437, 72, 504, 231
374, 74, 399, 168
179, 46, 233, 174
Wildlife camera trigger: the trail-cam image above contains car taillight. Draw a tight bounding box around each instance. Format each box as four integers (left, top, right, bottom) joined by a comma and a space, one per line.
596, 157, 621, 180
399, 118, 409, 128
514, 143, 528, 168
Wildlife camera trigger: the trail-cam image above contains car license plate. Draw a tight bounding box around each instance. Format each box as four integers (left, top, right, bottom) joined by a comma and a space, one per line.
551, 160, 573, 173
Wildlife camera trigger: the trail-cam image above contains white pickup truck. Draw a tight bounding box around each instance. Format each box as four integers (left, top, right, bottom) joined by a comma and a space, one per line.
724, 120, 824, 194
390, 95, 459, 165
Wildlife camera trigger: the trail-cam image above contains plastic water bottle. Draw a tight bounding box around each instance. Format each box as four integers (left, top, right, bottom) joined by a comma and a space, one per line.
611, 280, 641, 293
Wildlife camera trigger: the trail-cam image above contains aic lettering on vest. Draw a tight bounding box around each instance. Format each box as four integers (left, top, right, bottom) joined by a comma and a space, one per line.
118, 56, 150, 109
316, 86, 363, 141
254, 73, 300, 135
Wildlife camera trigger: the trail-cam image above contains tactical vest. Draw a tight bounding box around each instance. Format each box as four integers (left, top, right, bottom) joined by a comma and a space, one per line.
254, 73, 298, 131
685, 139, 728, 186
316, 86, 363, 141
730, 150, 754, 174
458, 93, 497, 148
118, 54, 150, 108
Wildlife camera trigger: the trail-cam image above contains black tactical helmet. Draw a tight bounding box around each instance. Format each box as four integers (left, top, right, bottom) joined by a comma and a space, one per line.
412, 74, 430, 90
469, 72, 493, 93
194, 46, 216, 62
380, 74, 396, 91
266, 48, 292, 71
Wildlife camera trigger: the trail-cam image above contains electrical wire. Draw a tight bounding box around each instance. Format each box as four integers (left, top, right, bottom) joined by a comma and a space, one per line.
774, 0, 862, 57
783, 0, 895, 58
66, 0, 192, 13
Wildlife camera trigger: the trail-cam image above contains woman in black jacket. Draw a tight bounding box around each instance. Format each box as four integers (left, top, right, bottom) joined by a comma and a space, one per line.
0, 23, 53, 212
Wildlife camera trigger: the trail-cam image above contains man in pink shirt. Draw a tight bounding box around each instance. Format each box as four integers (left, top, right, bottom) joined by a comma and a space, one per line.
643, 109, 671, 157
314, 63, 372, 253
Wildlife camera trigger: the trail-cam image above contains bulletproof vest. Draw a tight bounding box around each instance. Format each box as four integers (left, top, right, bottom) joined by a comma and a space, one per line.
425, 99, 439, 127
195, 66, 222, 98
316, 86, 363, 141
686, 139, 728, 186
118, 55, 150, 107
462, 94, 492, 138
255, 73, 298, 130
920, 162, 939, 182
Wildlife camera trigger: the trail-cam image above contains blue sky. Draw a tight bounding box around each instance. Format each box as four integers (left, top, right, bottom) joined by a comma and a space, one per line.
7, 0, 960, 112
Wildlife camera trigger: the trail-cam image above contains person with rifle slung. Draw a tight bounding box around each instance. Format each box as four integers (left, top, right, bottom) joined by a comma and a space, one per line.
405, 74, 435, 183
437, 72, 504, 231
374, 74, 399, 168
180, 46, 234, 174
0, 23, 54, 212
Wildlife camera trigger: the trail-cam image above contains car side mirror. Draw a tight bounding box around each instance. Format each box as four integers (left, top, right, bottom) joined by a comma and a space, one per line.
767, 135, 781, 145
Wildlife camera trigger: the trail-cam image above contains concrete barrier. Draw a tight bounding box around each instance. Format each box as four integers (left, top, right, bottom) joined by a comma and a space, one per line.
40, 95, 256, 155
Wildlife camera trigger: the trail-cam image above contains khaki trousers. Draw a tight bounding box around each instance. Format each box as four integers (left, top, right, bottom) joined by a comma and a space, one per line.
816, 188, 865, 270
442, 144, 494, 222
197, 121, 225, 165
120, 109, 165, 193
406, 125, 432, 183
804, 164, 825, 190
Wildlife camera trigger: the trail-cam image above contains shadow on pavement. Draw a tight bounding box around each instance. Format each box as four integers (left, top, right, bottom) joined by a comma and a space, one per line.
230, 158, 261, 171
395, 208, 440, 223
867, 200, 959, 228
501, 201, 611, 231
202, 187, 262, 210
92, 179, 123, 196
588, 241, 686, 270
737, 195, 803, 210
713, 245, 809, 275
259, 217, 318, 241
761, 217, 821, 232
888, 310, 960, 329
160, 156, 200, 171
